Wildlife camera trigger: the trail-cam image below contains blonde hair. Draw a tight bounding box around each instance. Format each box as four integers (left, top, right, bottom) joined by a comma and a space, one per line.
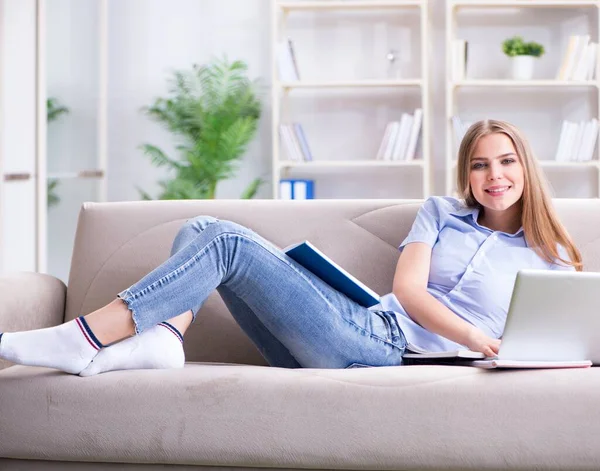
456, 119, 583, 271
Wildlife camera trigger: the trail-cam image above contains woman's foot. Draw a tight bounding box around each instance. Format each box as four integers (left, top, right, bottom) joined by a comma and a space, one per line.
0, 317, 103, 374
79, 322, 185, 377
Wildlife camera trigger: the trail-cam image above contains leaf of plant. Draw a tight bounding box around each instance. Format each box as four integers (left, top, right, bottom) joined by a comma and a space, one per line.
240, 177, 263, 199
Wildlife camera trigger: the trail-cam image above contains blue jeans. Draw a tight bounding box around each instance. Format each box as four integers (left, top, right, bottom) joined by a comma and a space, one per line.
117, 216, 407, 369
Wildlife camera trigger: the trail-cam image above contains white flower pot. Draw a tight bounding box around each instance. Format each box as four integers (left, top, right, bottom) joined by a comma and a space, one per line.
511, 55, 535, 80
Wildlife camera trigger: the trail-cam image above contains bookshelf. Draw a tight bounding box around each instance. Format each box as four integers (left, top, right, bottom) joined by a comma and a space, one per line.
446, 0, 600, 197
271, 0, 431, 199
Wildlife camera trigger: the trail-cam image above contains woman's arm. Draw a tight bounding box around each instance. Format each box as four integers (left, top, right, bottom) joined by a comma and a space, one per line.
392, 242, 500, 357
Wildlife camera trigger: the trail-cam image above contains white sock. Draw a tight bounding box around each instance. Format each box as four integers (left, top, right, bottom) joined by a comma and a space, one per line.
0, 317, 103, 374
79, 322, 185, 377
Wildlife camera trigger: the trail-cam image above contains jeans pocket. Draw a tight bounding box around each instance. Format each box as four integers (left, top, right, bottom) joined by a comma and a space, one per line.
345, 362, 373, 369
369, 310, 394, 343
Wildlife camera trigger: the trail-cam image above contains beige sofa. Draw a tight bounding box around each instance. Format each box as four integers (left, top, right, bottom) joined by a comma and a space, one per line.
1, 198, 600, 471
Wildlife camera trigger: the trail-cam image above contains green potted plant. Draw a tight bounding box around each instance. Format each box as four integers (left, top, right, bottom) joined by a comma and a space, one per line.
502, 36, 545, 80
139, 56, 263, 200
47, 97, 69, 208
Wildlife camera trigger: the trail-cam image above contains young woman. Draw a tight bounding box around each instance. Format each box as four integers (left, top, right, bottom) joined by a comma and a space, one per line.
0, 119, 582, 375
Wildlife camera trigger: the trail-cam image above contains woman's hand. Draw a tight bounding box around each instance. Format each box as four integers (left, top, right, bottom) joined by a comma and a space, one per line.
464, 326, 501, 357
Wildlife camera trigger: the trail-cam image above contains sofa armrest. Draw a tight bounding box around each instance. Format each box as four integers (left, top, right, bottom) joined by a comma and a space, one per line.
0, 272, 66, 370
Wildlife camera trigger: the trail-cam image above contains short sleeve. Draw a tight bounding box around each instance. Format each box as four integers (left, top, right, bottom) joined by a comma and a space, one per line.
551, 244, 576, 272
399, 197, 442, 250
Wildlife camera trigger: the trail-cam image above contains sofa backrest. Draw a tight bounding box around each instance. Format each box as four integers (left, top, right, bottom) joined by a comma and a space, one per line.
64, 198, 600, 365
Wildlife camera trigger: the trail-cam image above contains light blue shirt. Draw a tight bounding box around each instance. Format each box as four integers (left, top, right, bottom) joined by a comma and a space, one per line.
377, 196, 575, 353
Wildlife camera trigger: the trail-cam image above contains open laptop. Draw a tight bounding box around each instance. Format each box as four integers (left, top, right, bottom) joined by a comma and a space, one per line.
405, 269, 600, 368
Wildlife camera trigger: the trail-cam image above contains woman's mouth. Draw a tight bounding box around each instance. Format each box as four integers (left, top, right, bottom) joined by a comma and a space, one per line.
484, 186, 511, 196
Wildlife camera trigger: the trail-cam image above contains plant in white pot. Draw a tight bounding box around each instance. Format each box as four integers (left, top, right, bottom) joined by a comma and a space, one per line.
502, 36, 545, 80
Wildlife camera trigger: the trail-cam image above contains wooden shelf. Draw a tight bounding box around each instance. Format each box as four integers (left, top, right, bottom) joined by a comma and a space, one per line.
280, 79, 422, 89
279, 160, 424, 168
452, 80, 600, 88
452, 0, 599, 9
278, 1, 422, 12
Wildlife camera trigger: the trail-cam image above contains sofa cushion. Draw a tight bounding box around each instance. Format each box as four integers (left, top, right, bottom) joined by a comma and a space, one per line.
1, 363, 599, 469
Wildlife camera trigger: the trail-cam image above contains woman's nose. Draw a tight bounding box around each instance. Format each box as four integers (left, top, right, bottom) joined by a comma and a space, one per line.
487, 164, 502, 180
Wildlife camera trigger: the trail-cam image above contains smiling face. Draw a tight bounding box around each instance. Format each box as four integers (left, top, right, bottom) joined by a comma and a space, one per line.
469, 133, 525, 215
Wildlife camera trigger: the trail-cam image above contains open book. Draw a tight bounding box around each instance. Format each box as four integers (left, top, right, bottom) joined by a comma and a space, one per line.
403, 348, 592, 369
403, 348, 485, 360
284, 241, 380, 308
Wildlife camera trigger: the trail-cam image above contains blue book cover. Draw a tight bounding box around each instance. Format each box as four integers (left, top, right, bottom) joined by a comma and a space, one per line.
284, 240, 380, 308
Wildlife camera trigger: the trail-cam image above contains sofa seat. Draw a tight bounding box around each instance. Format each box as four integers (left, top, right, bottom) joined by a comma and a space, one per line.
1, 362, 599, 470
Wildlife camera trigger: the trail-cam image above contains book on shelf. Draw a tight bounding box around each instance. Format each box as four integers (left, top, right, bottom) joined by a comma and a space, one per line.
279, 179, 314, 200
556, 35, 597, 81
293, 123, 314, 161
287, 38, 300, 80
279, 124, 301, 161
554, 118, 599, 161
375, 122, 396, 160
451, 116, 473, 154
392, 113, 413, 160
452, 39, 468, 81
403, 348, 592, 369
376, 108, 423, 161
277, 38, 300, 82
381, 122, 400, 160
279, 123, 313, 161
405, 108, 423, 161
283, 240, 380, 308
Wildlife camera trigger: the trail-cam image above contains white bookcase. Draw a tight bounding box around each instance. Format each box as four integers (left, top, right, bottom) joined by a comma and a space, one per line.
445, 0, 600, 197
271, 0, 432, 199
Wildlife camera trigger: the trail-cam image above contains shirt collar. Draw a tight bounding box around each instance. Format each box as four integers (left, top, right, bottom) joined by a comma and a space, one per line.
449, 203, 525, 238
449, 204, 480, 221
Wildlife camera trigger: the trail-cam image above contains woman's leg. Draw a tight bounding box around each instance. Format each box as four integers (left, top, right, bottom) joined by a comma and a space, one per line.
1, 217, 405, 372
81, 217, 219, 345
88, 216, 300, 370
172, 216, 301, 368
88, 217, 405, 369
217, 285, 301, 368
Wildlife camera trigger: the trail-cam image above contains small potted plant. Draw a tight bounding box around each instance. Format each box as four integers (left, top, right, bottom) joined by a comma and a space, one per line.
502, 36, 545, 80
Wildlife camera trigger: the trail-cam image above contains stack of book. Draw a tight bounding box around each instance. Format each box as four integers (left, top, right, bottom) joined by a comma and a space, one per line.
277, 38, 300, 81
554, 118, 599, 162
375, 108, 423, 161
279, 123, 313, 161
556, 35, 598, 81
279, 179, 314, 199
452, 39, 468, 81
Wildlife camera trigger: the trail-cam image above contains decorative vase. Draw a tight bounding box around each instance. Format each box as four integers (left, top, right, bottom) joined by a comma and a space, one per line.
511, 55, 535, 80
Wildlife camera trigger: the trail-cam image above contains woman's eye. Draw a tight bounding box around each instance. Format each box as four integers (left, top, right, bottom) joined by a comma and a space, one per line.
472, 163, 485, 170
502, 158, 515, 164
